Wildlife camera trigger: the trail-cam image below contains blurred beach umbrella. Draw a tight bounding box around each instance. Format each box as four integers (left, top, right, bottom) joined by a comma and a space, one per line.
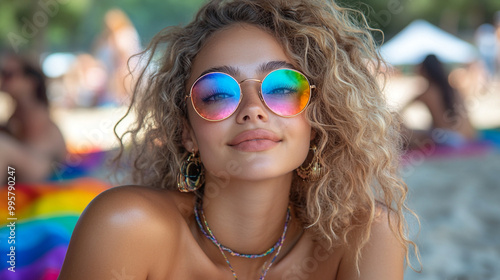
380, 20, 478, 65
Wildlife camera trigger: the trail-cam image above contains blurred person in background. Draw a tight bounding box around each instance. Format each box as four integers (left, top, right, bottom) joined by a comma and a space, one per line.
0, 54, 67, 183
92, 8, 141, 106
402, 54, 476, 149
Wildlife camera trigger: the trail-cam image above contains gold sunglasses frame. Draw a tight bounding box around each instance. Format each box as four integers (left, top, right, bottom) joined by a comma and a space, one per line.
186, 68, 316, 121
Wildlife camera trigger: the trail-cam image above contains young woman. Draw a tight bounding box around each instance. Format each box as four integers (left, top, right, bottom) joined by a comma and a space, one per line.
59, 0, 417, 279
0, 55, 66, 183
402, 54, 476, 149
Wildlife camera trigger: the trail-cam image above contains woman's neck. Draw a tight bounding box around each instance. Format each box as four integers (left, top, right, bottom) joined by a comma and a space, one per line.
200, 173, 294, 257
15, 94, 45, 112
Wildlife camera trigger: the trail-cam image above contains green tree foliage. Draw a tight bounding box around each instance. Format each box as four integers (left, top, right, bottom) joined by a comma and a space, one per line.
0, 0, 205, 54
1, 0, 499, 54
1, 0, 90, 53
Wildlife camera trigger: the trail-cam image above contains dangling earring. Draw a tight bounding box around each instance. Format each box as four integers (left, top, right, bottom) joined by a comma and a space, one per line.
296, 144, 322, 181
177, 151, 204, 192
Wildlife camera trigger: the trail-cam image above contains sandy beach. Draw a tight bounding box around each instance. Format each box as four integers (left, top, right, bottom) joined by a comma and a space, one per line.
403, 150, 500, 280
385, 75, 500, 279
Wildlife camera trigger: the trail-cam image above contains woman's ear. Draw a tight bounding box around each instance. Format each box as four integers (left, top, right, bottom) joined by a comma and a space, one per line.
310, 128, 317, 141
182, 119, 198, 152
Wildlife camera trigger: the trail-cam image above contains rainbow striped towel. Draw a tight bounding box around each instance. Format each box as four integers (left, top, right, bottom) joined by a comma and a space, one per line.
0, 178, 110, 280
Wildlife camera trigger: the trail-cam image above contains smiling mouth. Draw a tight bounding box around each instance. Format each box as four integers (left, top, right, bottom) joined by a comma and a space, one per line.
228, 129, 282, 152
229, 138, 281, 152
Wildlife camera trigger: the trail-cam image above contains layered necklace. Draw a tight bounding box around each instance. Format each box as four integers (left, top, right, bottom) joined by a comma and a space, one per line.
194, 197, 291, 280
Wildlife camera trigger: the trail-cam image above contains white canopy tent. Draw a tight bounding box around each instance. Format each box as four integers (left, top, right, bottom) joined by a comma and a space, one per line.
380, 20, 478, 65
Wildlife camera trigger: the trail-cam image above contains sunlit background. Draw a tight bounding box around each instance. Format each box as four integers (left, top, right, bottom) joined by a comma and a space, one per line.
0, 0, 499, 279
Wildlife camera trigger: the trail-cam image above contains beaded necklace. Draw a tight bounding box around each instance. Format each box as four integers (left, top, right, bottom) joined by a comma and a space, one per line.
194, 198, 290, 280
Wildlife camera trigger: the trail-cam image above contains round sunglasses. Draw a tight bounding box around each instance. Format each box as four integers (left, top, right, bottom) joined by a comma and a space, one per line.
186, 68, 315, 121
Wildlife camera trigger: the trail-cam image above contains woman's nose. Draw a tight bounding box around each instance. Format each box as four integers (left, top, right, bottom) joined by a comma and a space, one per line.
234, 81, 269, 123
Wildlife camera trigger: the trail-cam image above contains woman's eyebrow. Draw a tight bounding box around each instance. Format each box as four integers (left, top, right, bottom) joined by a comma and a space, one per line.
258, 61, 296, 73
198, 65, 240, 78
197, 60, 295, 79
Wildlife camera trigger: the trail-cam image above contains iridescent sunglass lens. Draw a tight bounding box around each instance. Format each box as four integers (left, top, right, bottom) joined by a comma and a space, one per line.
190, 72, 241, 121
261, 69, 311, 117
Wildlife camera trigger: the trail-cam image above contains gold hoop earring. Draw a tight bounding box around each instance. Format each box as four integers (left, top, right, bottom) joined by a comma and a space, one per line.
296, 144, 322, 181
177, 151, 204, 192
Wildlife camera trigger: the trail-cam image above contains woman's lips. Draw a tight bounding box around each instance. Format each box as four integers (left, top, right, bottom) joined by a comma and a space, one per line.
228, 129, 281, 152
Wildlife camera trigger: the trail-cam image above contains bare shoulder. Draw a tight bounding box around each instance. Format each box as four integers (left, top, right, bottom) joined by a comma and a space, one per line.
336, 206, 405, 280
82, 185, 188, 216
370, 204, 403, 244
59, 185, 194, 280
72, 185, 187, 228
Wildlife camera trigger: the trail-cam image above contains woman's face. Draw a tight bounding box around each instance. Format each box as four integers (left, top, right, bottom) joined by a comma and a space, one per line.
184, 23, 314, 182
0, 57, 34, 101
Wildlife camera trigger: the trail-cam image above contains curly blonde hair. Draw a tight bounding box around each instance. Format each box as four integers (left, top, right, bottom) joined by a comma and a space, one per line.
116, 0, 418, 271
